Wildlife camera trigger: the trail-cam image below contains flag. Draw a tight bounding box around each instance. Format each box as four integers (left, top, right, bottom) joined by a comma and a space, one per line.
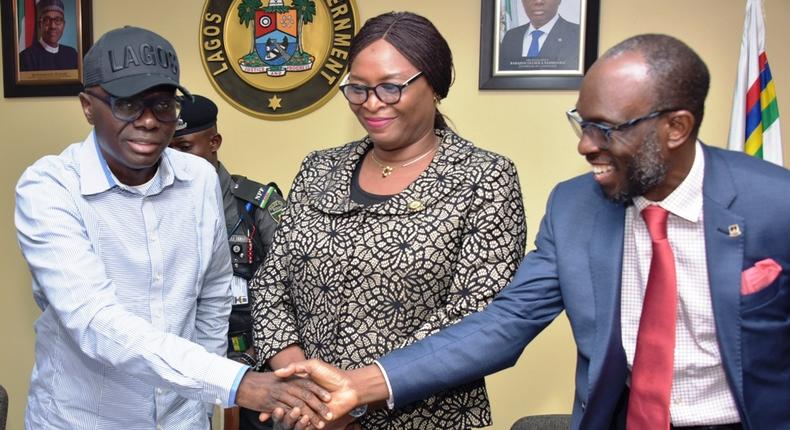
500, 0, 521, 40
17, 0, 38, 53
728, 0, 783, 166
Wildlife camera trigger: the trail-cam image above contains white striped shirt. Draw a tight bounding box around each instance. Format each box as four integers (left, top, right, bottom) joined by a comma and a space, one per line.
15, 132, 245, 429
621, 142, 740, 425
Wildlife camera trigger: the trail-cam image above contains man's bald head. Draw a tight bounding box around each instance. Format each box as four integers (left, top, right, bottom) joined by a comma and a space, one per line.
599, 34, 710, 137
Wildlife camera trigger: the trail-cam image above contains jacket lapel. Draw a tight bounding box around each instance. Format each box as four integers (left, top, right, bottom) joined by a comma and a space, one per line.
308, 129, 474, 217
584, 193, 629, 429
700, 145, 746, 411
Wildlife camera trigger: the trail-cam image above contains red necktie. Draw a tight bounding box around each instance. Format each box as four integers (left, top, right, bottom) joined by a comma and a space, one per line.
627, 205, 677, 430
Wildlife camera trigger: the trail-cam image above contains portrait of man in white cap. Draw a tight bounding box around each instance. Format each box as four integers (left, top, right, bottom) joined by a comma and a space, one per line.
18, 0, 79, 72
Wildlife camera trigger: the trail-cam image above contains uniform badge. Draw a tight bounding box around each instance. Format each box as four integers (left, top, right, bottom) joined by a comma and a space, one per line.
268, 200, 286, 223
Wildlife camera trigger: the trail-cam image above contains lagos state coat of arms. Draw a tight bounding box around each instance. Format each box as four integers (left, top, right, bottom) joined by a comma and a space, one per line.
200, 0, 359, 120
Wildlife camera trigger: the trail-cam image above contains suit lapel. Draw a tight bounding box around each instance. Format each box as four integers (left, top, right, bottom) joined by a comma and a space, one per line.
541, 18, 567, 55
701, 146, 747, 410
584, 195, 629, 428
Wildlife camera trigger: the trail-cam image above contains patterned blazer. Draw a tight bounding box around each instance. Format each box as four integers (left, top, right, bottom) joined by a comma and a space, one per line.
251, 128, 526, 429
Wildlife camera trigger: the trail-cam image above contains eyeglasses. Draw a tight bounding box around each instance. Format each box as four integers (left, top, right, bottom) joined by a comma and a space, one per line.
84, 90, 182, 123
339, 71, 423, 105
566, 108, 676, 148
39, 16, 64, 25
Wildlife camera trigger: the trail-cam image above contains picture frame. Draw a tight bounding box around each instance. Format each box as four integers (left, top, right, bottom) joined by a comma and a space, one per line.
2, 0, 92, 97
479, 0, 599, 90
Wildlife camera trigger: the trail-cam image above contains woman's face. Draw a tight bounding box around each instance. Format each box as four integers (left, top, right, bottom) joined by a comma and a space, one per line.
347, 39, 437, 150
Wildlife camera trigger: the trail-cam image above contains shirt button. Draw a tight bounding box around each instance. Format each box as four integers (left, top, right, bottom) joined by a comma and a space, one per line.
156, 388, 162, 394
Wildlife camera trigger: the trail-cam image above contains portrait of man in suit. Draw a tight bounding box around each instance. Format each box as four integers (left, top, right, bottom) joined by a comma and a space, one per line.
498, 0, 581, 71
18, 0, 79, 72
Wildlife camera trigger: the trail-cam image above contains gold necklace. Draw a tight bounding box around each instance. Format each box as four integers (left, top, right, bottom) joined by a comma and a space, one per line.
369, 144, 438, 178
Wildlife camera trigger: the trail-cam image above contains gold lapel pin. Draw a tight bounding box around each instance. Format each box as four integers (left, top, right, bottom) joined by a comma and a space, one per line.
408, 200, 425, 212
728, 224, 742, 237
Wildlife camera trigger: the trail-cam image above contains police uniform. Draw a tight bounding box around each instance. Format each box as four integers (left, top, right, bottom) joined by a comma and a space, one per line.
218, 162, 284, 364
174, 95, 284, 430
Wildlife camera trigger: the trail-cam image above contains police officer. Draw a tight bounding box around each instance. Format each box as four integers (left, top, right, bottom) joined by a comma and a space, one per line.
170, 95, 284, 430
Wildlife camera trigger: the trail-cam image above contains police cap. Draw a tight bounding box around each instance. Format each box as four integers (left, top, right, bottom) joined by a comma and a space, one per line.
175, 94, 218, 137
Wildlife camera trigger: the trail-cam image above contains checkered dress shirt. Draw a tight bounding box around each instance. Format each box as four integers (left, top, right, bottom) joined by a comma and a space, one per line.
621, 142, 740, 426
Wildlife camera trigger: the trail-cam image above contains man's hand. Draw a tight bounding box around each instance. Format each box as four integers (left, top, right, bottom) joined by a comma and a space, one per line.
235, 370, 333, 429
275, 359, 361, 419
272, 409, 357, 430
267, 359, 391, 430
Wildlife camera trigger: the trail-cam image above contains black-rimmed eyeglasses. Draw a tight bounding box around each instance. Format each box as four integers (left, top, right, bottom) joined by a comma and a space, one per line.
40, 16, 65, 25
339, 71, 423, 105
566, 108, 677, 148
84, 90, 182, 123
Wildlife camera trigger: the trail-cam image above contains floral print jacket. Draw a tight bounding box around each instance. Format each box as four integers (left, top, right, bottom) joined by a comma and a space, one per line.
251, 128, 526, 429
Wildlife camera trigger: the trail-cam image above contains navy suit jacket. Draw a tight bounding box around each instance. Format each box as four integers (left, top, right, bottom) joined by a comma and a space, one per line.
499, 16, 580, 71
380, 145, 790, 429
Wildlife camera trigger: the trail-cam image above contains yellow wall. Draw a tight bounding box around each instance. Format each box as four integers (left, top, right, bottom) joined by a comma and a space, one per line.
2, 1, 789, 429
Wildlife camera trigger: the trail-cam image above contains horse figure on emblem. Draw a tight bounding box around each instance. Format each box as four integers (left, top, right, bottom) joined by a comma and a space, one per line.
237, 0, 316, 76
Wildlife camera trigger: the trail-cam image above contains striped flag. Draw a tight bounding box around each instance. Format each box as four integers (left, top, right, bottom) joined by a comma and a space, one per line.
17, 0, 38, 52
727, 0, 783, 166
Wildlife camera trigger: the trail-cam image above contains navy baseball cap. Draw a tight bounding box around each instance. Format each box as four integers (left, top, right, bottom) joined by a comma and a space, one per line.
83, 26, 191, 98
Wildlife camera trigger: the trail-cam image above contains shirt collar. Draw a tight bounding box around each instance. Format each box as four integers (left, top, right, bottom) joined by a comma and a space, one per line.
38, 38, 59, 54
528, 12, 560, 35
79, 131, 193, 196
633, 141, 705, 222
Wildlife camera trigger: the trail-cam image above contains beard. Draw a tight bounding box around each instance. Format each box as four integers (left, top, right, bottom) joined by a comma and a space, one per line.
606, 129, 667, 204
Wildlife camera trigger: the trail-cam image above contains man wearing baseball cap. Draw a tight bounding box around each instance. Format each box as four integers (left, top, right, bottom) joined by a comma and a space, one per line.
15, 26, 330, 429
18, 0, 78, 71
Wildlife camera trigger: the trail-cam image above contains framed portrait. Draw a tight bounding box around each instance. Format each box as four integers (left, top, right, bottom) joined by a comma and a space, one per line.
479, 0, 599, 90
1, 0, 92, 97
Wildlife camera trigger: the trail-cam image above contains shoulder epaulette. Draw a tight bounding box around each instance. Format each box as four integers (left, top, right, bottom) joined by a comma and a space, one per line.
231, 178, 277, 210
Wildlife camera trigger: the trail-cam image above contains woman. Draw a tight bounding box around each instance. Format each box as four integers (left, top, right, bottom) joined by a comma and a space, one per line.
250, 11, 526, 429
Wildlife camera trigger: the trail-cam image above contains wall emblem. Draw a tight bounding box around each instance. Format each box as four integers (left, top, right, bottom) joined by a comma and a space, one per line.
201, 0, 359, 120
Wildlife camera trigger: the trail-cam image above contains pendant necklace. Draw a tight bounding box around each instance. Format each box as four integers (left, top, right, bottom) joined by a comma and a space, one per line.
369, 143, 438, 178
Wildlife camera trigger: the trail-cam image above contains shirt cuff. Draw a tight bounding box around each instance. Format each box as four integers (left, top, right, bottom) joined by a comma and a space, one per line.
373, 360, 395, 410
229, 365, 251, 405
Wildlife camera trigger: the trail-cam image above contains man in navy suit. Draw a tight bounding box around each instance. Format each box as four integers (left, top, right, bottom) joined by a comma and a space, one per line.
499, 0, 580, 71
272, 34, 790, 430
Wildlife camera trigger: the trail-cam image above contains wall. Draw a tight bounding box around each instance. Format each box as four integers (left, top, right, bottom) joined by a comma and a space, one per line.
1, 1, 788, 429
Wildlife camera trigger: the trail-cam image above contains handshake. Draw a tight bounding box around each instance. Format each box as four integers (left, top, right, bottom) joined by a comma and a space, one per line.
235, 359, 388, 430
